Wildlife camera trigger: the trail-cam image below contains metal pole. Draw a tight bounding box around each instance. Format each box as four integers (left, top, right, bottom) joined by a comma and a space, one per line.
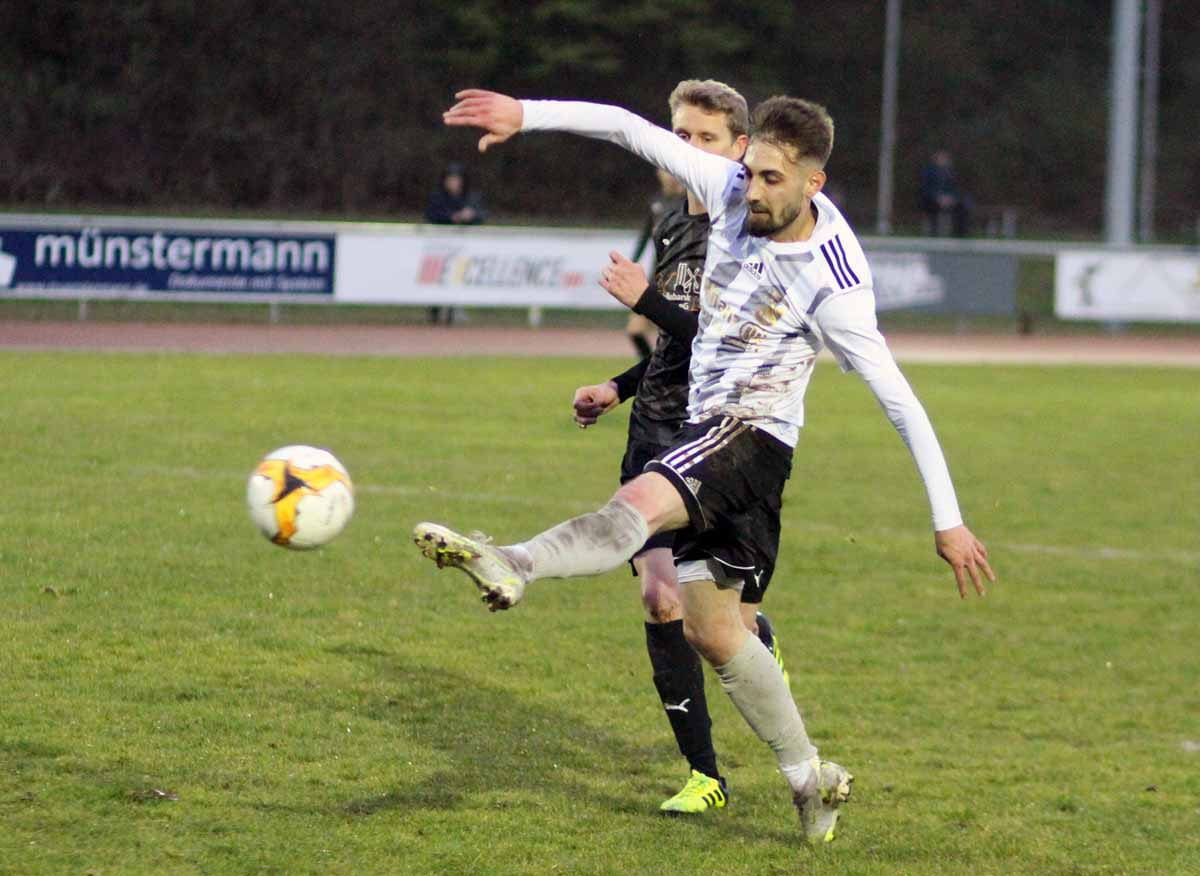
1138, 0, 1161, 242
1104, 0, 1141, 245
875, 0, 901, 235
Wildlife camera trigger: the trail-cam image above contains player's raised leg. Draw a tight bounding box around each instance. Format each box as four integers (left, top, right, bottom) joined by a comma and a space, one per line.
413, 471, 689, 609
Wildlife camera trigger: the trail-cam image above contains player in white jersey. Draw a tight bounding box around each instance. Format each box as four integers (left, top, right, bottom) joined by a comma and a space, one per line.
578, 80, 745, 815
416, 89, 994, 845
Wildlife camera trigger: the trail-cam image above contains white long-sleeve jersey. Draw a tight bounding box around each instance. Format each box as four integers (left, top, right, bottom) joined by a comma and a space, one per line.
521, 100, 963, 531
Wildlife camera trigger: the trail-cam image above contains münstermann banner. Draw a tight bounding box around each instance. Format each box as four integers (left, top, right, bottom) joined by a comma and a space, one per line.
0, 223, 335, 295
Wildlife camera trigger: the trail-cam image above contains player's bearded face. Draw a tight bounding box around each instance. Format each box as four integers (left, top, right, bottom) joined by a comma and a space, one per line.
744, 141, 823, 240
747, 200, 804, 236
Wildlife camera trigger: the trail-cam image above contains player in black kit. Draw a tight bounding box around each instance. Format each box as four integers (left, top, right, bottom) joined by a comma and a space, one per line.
571, 80, 787, 815
625, 169, 684, 358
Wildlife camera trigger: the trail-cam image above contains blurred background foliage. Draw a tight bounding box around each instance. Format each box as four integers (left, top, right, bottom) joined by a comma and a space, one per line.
3, 0, 1196, 237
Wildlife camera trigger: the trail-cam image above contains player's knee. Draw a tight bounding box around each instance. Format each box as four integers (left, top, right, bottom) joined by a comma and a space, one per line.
681, 618, 720, 662
614, 474, 687, 532
682, 615, 742, 665
644, 599, 681, 625
641, 576, 681, 623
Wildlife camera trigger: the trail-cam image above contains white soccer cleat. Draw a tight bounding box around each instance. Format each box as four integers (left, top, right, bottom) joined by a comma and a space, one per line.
794, 758, 853, 845
413, 522, 526, 611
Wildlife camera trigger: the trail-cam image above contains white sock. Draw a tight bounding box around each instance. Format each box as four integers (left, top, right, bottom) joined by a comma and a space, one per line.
713, 633, 818, 784
508, 497, 649, 582
780, 759, 819, 797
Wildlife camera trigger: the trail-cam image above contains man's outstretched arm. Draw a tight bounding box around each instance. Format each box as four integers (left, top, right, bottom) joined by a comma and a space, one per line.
817, 290, 995, 598
443, 90, 741, 220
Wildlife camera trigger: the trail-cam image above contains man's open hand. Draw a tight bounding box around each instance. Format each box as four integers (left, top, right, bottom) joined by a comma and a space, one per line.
935, 524, 995, 598
443, 89, 524, 153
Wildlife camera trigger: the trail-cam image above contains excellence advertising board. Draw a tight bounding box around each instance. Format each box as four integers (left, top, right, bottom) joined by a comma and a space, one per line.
335, 226, 636, 309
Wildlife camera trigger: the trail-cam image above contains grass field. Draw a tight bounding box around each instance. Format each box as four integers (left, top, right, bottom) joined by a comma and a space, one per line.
2, 350, 1197, 875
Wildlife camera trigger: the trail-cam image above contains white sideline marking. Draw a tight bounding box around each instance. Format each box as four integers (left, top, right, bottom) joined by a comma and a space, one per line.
1001, 540, 1199, 566
359, 482, 595, 512
132, 465, 1198, 567
862, 523, 1199, 568
132, 465, 597, 513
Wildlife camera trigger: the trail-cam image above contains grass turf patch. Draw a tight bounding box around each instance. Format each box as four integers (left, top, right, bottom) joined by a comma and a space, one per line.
1, 351, 1197, 874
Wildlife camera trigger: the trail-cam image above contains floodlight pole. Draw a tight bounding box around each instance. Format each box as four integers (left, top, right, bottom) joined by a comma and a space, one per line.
1105, 0, 1141, 245
1137, 0, 1161, 242
875, 0, 901, 235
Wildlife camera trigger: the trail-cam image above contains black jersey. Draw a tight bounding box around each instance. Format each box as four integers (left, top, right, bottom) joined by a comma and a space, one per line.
629, 204, 710, 425
631, 193, 677, 268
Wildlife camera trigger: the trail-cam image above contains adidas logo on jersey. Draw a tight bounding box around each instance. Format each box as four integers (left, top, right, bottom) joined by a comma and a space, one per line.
684, 476, 702, 495
743, 258, 765, 278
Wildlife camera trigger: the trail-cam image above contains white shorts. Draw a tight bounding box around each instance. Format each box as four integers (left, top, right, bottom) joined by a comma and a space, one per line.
675, 558, 745, 592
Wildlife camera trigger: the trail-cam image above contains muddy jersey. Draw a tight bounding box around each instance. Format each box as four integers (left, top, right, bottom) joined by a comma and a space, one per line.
520, 100, 964, 530
631, 204, 710, 425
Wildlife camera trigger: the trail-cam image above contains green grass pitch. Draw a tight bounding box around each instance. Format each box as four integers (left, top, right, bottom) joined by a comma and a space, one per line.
1, 350, 1197, 875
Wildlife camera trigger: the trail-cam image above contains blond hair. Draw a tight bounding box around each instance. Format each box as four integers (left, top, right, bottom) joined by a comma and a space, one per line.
667, 79, 750, 138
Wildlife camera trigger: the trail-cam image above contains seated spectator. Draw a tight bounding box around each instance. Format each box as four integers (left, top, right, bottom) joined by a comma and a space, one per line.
919, 149, 971, 237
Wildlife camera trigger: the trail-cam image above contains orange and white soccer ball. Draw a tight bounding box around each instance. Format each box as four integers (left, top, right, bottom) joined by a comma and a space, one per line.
246, 445, 354, 549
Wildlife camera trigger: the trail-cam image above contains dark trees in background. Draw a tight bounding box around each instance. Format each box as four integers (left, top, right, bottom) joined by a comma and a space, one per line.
3, 0, 1196, 236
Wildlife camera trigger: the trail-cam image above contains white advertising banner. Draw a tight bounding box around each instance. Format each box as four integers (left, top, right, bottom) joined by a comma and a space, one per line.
1056, 250, 1200, 322
336, 226, 639, 308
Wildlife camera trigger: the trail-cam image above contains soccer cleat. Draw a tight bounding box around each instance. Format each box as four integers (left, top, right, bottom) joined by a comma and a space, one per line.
413, 522, 526, 611
659, 769, 728, 815
794, 758, 853, 844
755, 611, 790, 688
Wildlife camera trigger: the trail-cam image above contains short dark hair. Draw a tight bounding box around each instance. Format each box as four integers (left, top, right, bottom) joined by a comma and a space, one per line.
668, 79, 749, 139
750, 97, 834, 166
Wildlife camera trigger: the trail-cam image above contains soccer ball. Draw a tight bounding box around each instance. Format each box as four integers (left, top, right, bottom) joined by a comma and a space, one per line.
246, 445, 354, 549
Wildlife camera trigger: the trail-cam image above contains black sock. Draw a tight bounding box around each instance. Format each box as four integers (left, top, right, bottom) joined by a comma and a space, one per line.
646, 620, 719, 780
631, 333, 652, 358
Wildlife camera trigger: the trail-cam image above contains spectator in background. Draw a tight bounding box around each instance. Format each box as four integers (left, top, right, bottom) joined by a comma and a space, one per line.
919, 149, 971, 237
426, 162, 486, 226
425, 162, 487, 323
626, 169, 686, 357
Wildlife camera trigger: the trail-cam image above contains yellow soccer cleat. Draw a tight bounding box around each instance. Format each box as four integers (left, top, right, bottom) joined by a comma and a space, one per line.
659, 770, 728, 815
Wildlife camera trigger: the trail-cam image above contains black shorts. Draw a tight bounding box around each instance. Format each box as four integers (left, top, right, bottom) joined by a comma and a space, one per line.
644, 416, 792, 601
620, 413, 683, 557
619, 413, 683, 485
